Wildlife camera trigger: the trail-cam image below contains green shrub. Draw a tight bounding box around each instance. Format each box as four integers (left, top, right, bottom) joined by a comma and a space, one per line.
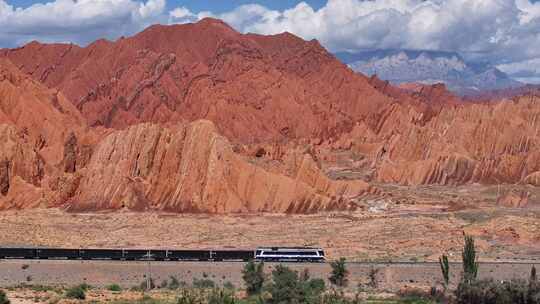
65, 285, 86, 300
78, 283, 92, 291
223, 281, 235, 290
397, 287, 443, 304
176, 289, 204, 304
439, 254, 450, 289
306, 278, 325, 294
193, 278, 216, 289
528, 266, 540, 304
0, 290, 9, 304
268, 265, 302, 304
208, 289, 236, 304
318, 290, 357, 304
455, 279, 534, 304
167, 276, 186, 290
329, 258, 348, 287
107, 284, 122, 292
367, 267, 379, 289
242, 261, 265, 296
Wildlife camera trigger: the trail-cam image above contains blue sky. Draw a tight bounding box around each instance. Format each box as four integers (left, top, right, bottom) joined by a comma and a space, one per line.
1, 0, 540, 82
7, 0, 327, 11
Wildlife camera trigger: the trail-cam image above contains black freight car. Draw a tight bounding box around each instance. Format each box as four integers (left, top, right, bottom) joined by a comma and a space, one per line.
0, 248, 36, 259
167, 250, 211, 261
123, 249, 151, 260
149, 250, 168, 261
211, 250, 253, 261
36, 248, 80, 259
80, 249, 123, 260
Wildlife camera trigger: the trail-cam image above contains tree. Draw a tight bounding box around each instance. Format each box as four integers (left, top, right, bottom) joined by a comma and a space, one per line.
242, 261, 265, 296
439, 254, 450, 290
329, 258, 348, 287
269, 265, 302, 304
531, 266, 538, 285
529, 265, 540, 304
462, 235, 478, 284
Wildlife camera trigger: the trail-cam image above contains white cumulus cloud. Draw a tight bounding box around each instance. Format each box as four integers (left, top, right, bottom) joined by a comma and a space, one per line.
169, 0, 540, 82
0, 0, 166, 46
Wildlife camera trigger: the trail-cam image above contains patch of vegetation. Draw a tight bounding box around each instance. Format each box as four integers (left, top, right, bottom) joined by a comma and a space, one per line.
112, 295, 167, 304
439, 254, 450, 291
65, 285, 86, 300
207, 289, 236, 304
367, 267, 380, 290
267, 265, 327, 304
167, 276, 186, 290
242, 261, 265, 295
329, 258, 349, 287
107, 284, 122, 292
0, 290, 9, 304
455, 278, 540, 304
193, 278, 216, 289
223, 281, 235, 290
26, 284, 63, 294
462, 235, 478, 284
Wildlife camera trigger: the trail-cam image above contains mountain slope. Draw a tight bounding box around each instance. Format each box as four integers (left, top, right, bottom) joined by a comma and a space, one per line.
1, 18, 395, 144
0, 57, 376, 212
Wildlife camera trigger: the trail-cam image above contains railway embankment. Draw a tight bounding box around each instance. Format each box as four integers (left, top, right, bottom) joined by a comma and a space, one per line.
0, 260, 536, 293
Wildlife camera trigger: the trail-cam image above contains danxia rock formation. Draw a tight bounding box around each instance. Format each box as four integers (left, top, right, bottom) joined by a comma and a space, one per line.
0, 18, 539, 212
1, 18, 393, 143
0, 54, 375, 212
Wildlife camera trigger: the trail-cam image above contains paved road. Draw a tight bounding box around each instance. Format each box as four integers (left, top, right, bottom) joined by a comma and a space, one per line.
0, 259, 537, 292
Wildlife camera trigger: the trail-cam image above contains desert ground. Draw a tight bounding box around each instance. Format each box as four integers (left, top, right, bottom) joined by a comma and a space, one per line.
1, 183, 539, 263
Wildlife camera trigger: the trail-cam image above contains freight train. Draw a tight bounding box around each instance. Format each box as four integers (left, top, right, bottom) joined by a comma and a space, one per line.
0, 247, 325, 262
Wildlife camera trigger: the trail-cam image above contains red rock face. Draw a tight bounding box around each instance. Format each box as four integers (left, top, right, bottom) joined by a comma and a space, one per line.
1, 18, 394, 144
0, 57, 376, 212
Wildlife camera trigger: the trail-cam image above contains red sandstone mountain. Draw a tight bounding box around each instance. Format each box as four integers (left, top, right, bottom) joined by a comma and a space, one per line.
1, 18, 396, 143
0, 57, 375, 212
0, 18, 539, 213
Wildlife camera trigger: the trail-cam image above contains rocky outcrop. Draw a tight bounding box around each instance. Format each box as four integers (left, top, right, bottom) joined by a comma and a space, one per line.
497, 189, 530, 208
335, 94, 540, 186
69, 121, 375, 213
63, 132, 78, 173
0, 160, 9, 195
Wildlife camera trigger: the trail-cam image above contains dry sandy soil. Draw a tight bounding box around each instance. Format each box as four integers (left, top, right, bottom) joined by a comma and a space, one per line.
0, 259, 536, 294
1, 183, 539, 262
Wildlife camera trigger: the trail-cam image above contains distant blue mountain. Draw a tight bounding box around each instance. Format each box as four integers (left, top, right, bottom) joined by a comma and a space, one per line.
335, 49, 521, 96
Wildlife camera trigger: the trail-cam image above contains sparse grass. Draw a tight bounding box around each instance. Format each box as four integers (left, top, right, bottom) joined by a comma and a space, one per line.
107, 284, 122, 292
110, 295, 173, 304
65, 285, 86, 300
192, 278, 215, 289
